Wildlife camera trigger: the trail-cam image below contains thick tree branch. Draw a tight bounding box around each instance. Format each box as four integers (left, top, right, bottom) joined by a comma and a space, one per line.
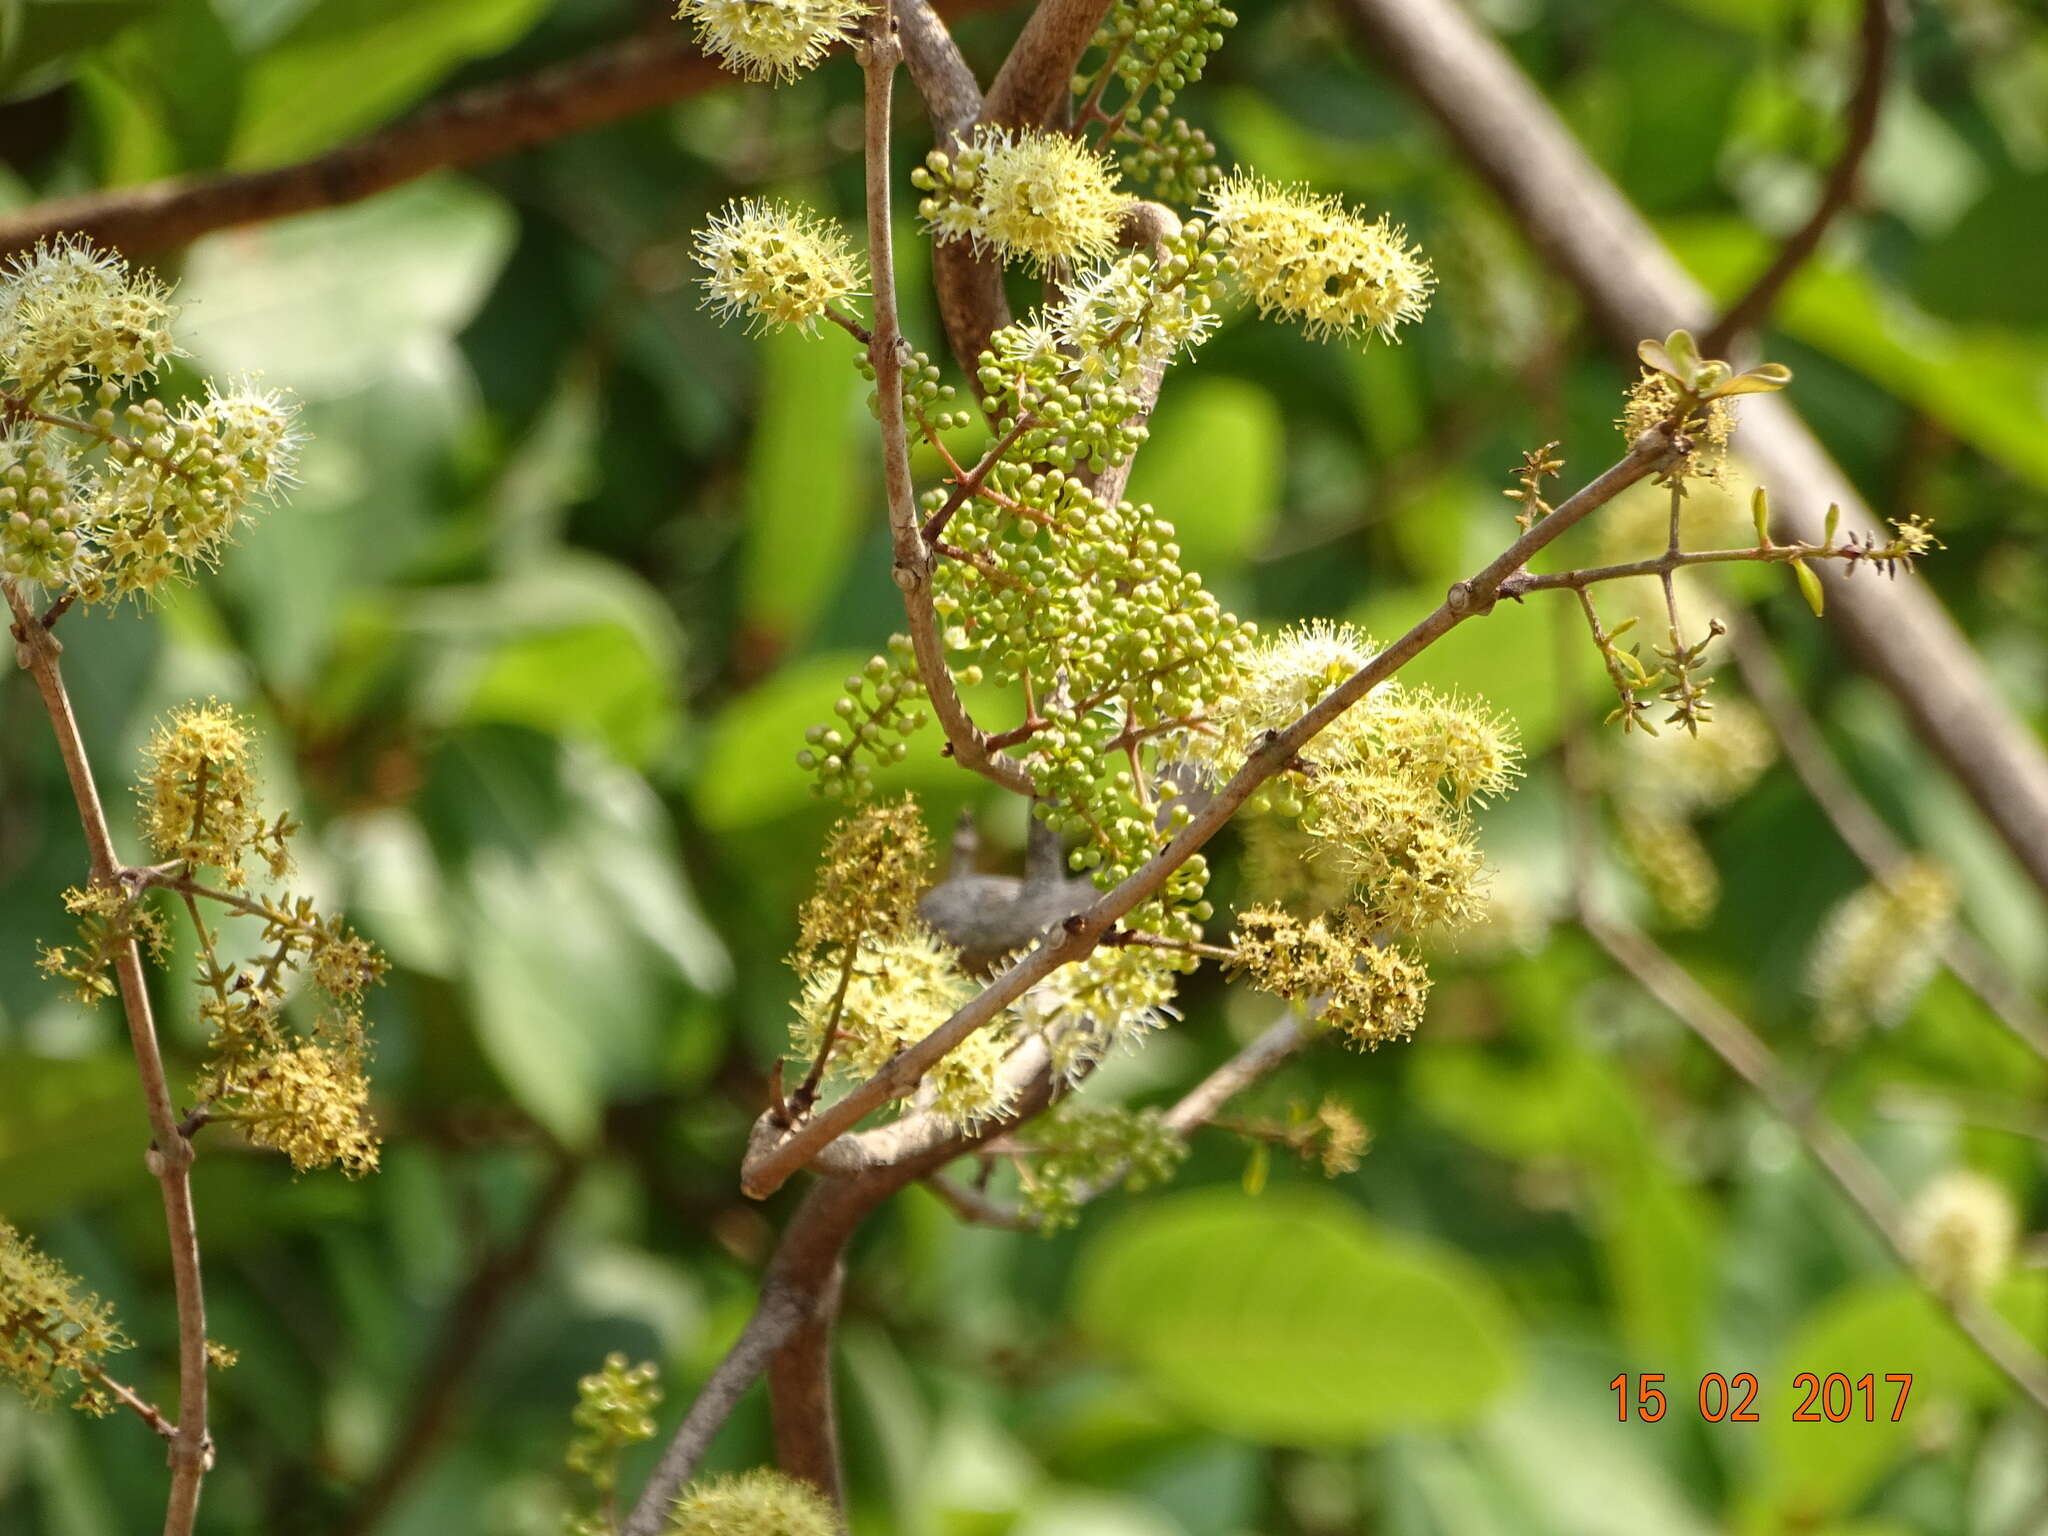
1701, 0, 1894, 356
1334, 0, 2048, 910
981, 0, 1114, 128
624, 1057, 1064, 1532
5, 577, 211, 1536
0, 0, 1014, 262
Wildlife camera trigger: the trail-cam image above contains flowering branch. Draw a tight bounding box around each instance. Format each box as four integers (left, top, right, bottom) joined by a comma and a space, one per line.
736, 430, 1677, 1200
4, 576, 213, 1535
857, 5, 1039, 800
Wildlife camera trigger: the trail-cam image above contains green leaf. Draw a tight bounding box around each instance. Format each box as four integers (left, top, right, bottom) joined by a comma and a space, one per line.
421, 728, 727, 1146
0, 0, 160, 99
179, 174, 514, 397
1125, 377, 1283, 576
463, 622, 674, 767
741, 315, 868, 658
1752, 1275, 2039, 1524
1074, 1189, 1520, 1443
75, 0, 239, 180
406, 552, 686, 767
1791, 558, 1824, 617
228, 0, 550, 165
1751, 486, 1771, 545
1910, 171, 2048, 327
0, 1054, 142, 1220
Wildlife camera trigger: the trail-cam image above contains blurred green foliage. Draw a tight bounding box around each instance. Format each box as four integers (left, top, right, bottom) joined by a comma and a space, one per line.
1, 0, 2045, 1531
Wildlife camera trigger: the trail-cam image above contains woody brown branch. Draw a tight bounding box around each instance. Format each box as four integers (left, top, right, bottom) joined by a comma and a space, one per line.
0, 0, 1015, 262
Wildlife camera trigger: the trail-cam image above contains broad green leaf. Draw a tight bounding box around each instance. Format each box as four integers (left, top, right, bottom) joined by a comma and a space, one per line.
1075, 1189, 1520, 1443
421, 728, 727, 1145
741, 316, 868, 657
180, 173, 514, 398
1597, 1164, 1715, 1370
462, 622, 673, 767
1125, 377, 1284, 575
229, 0, 550, 166
1752, 1274, 2042, 1525
1911, 171, 2048, 327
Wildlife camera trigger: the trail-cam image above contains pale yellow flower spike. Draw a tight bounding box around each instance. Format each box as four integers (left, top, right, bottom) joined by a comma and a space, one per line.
1203, 171, 1434, 343
679, 0, 870, 83
671, 1468, 838, 1535
694, 198, 865, 335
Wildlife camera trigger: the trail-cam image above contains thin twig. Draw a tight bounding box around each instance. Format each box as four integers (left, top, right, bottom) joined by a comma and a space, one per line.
1720, 617, 2048, 1063
1496, 536, 1918, 597
335, 1155, 583, 1536
859, 3, 1036, 799
1701, 0, 1894, 356
5, 576, 212, 1534
1555, 610, 2048, 1418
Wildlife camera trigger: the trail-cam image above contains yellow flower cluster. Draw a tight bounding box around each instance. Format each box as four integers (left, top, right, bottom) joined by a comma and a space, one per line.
671, 1468, 838, 1535
37, 880, 167, 1005
208, 1043, 380, 1177
787, 798, 1020, 1128
66, 701, 390, 1177
1201, 172, 1433, 343
1620, 370, 1731, 482
1906, 1170, 2016, 1299
792, 926, 1012, 1124
1205, 621, 1516, 936
1228, 906, 1430, 1051
678, 0, 869, 82
0, 1219, 127, 1410
694, 199, 864, 335
1017, 941, 1182, 1081
1, 238, 175, 388
796, 793, 930, 955
0, 240, 301, 601
1291, 1095, 1371, 1177
1805, 857, 1957, 1038
138, 700, 283, 888
916, 127, 1128, 273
